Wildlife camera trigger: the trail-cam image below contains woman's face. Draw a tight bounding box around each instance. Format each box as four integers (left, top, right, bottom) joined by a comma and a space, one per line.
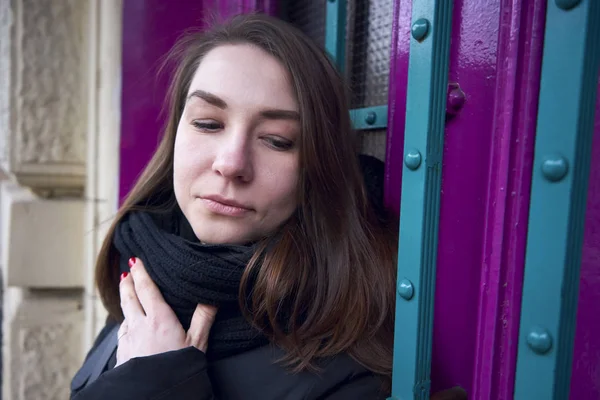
173, 44, 300, 245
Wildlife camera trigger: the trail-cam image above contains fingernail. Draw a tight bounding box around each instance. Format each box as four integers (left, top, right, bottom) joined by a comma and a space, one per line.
120, 272, 129, 281
128, 257, 136, 268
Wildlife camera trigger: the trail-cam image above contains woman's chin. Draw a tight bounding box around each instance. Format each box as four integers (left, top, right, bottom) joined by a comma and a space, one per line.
191, 224, 254, 246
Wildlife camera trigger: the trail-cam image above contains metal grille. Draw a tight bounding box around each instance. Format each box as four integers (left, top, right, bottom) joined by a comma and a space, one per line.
285, 0, 391, 161
347, 0, 394, 108
360, 129, 387, 161
284, 0, 326, 48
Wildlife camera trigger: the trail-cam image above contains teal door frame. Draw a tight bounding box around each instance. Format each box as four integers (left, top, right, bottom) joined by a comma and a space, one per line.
388, 2, 452, 398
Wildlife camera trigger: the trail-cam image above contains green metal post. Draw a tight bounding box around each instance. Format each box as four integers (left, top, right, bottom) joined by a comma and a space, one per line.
389, 1, 453, 399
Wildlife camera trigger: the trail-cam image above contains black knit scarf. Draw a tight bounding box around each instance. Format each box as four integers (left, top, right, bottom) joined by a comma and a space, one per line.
113, 210, 269, 360
111, 155, 387, 361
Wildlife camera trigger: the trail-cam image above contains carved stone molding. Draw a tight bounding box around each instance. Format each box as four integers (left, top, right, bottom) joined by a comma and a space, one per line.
0, 0, 89, 192
3, 288, 83, 400
20, 323, 80, 399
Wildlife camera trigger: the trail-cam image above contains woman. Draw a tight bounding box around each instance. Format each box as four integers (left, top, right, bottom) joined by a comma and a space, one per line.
71, 13, 398, 399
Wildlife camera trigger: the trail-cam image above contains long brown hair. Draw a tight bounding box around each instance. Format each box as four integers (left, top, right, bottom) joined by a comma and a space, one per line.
96, 13, 397, 380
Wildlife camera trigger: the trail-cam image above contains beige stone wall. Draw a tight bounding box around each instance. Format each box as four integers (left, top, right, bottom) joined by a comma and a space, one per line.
2, 286, 83, 400
1, 0, 88, 194
0, 0, 120, 398
0, 0, 12, 165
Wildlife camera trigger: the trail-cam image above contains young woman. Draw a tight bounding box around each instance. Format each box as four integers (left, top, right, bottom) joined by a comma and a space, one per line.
71, 13, 398, 399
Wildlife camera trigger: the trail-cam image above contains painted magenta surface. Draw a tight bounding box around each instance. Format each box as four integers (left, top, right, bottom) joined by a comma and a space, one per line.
120, 0, 207, 201
471, 1, 545, 399
570, 75, 600, 399
383, 0, 410, 212
430, 0, 500, 394
202, 0, 278, 20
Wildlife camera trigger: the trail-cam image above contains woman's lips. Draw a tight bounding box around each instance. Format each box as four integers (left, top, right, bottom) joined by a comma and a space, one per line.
200, 197, 252, 217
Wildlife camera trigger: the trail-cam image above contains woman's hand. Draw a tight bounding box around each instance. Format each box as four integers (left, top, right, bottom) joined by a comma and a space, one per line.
116, 257, 217, 367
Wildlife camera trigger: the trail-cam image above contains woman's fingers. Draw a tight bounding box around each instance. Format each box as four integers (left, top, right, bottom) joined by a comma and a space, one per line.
116, 258, 189, 366
119, 271, 145, 321
187, 304, 218, 352
128, 258, 170, 317
118, 258, 216, 361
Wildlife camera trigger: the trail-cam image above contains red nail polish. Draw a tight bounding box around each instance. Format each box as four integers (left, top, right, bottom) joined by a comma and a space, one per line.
128, 257, 136, 268
120, 272, 129, 281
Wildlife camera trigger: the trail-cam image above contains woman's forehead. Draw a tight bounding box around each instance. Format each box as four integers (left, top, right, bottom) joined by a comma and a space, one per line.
186, 44, 298, 112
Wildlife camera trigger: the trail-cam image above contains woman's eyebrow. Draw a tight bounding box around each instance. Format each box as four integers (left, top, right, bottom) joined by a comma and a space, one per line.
187, 90, 227, 109
187, 89, 300, 121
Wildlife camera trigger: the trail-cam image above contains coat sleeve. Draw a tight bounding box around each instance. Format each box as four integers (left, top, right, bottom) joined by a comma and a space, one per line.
72, 347, 216, 400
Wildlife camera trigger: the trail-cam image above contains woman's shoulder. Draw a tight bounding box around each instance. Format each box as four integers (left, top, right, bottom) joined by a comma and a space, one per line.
209, 345, 388, 399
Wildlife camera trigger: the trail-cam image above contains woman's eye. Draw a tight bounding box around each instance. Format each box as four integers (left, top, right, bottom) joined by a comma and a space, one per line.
191, 120, 223, 132
264, 136, 294, 151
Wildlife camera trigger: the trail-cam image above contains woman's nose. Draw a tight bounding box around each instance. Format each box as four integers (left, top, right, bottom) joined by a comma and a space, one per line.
211, 133, 254, 182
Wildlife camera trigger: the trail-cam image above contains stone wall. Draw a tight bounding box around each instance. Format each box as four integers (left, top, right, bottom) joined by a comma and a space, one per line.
1, 0, 88, 194
0, 0, 105, 398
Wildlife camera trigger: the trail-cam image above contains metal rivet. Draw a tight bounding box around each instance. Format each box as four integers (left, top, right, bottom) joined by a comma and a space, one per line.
527, 328, 553, 354
414, 381, 431, 396
555, 0, 581, 10
542, 156, 569, 182
447, 83, 466, 115
404, 150, 422, 170
398, 278, 414, 300
365, 111, 377, 125
411, 18, 430, 41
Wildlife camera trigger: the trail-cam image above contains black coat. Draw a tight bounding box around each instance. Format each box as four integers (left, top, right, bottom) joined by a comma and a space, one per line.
71, 320, 388, 399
